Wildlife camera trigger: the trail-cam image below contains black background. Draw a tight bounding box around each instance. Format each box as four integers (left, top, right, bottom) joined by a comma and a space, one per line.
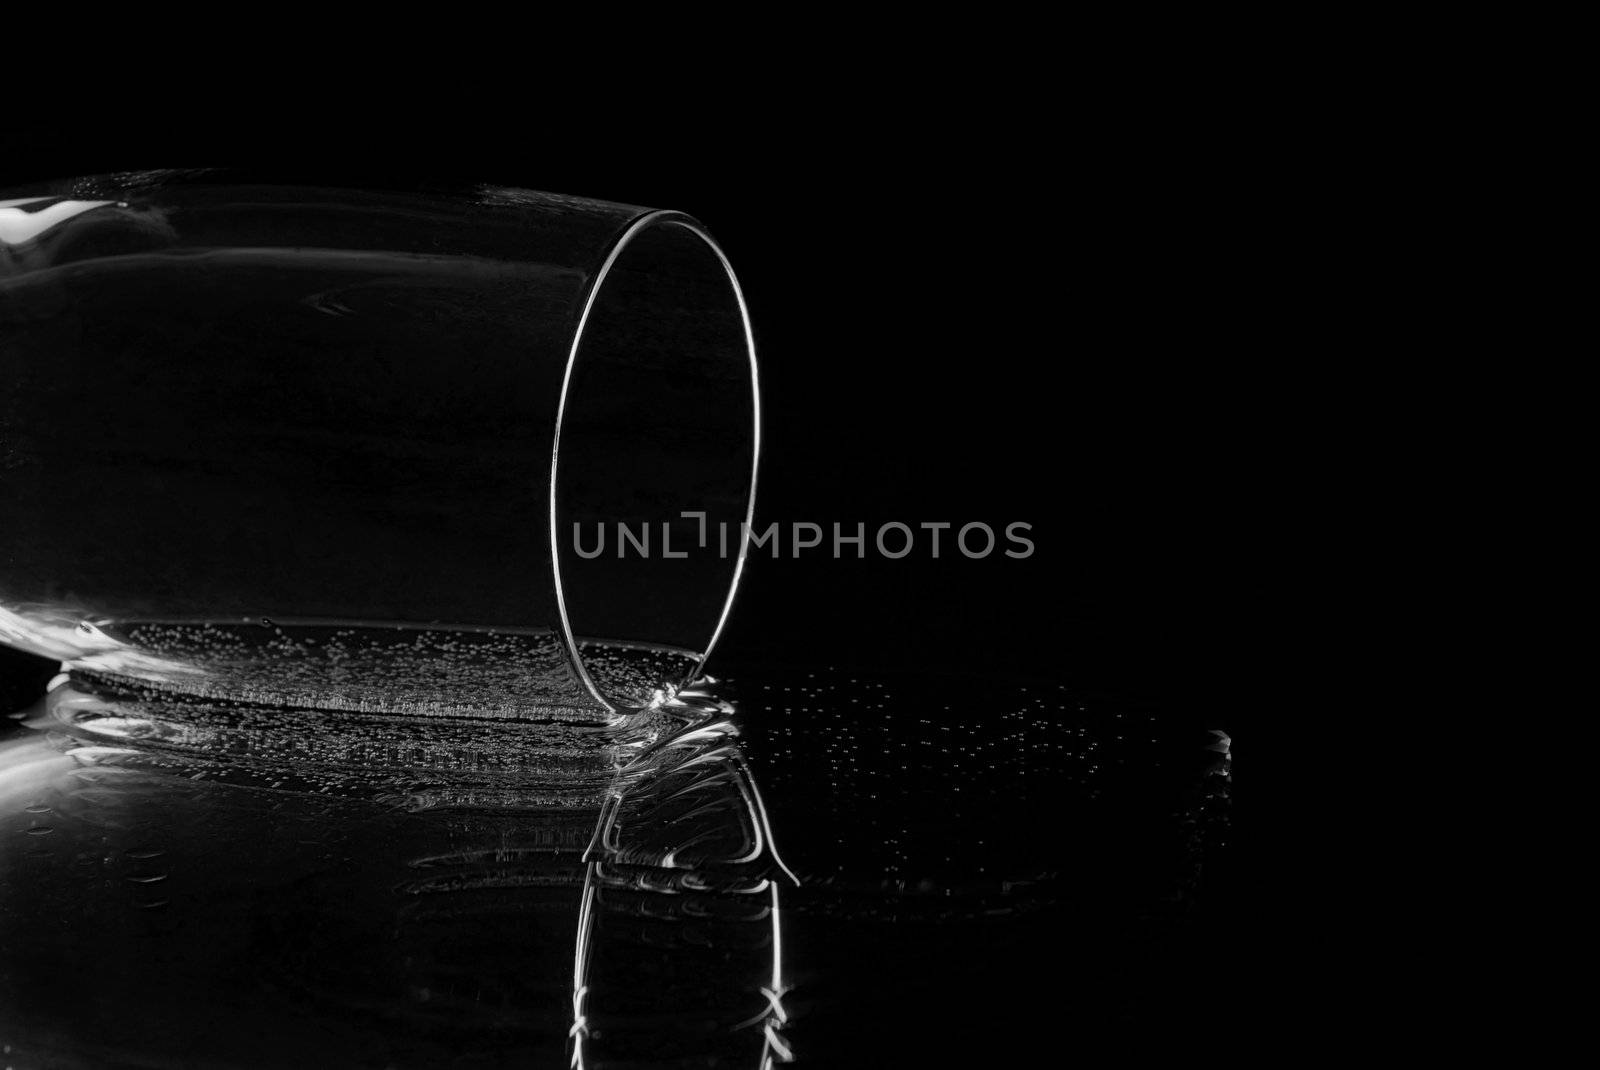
4, 104, 1272, 1059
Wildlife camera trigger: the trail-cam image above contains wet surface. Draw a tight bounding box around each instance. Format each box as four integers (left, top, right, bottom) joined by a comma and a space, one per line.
0, 645, 1231, 1067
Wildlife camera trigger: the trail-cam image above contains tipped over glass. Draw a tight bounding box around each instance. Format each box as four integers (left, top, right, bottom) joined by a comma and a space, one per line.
0, 173, 761, 714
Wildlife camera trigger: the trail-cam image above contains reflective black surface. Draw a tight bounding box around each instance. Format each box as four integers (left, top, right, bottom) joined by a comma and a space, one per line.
0, 644, 1230, 1067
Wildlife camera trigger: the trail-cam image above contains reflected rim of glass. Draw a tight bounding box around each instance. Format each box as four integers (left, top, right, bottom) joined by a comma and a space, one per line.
549, 212, 760, 713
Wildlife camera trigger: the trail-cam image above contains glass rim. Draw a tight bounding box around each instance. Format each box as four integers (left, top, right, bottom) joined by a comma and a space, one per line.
549, 211, 760, 711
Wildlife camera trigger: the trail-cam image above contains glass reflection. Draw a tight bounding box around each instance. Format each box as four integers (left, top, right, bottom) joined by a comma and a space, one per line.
571, 681, 796, 1068
0, 668, 795, 1068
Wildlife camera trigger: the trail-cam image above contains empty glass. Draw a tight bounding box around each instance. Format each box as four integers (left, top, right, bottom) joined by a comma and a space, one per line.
0, 173, 760, 713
